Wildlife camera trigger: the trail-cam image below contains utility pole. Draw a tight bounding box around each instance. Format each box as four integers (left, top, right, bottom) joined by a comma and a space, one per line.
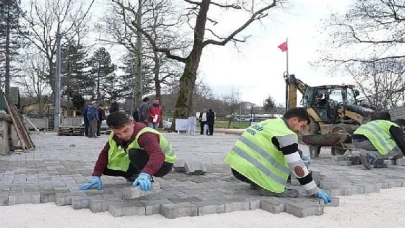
54, 32, 62, 131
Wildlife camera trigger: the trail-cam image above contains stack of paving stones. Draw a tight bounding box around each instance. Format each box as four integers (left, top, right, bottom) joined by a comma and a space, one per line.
1, 134, 405, 219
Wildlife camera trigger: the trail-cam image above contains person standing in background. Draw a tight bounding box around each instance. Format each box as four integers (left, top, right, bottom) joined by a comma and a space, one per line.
207, 109, 215, 136
97, 104, 106, 136
83, 102, 91, 137
87, 101, 99, 138
109, 98, 120, 113
148, 98, 162, 130
138, 97, 150, 125
199, 108, 208, 135
132, 108, 139, 122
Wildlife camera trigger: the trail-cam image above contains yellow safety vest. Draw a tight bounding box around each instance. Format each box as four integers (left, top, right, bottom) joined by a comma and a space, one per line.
107, 127, 176, 172
225, 118, 295, 193
354, 120, 399, 155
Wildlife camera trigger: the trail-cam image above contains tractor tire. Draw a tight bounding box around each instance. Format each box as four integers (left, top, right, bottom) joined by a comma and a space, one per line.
330, 124, 354, 156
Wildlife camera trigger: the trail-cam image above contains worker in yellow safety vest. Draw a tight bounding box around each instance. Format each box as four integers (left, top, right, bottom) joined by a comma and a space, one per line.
352, 111, 405, 169
224, 107, 332, 204
80, 111, 176, 191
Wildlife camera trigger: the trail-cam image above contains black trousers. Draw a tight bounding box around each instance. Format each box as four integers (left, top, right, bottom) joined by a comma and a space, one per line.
97, 120, 102, 136
84, 120, 89, 136
200, 121, 207, 134
231, 168, 254, 184
208, 124, 214, 135
103, 149, 173, 178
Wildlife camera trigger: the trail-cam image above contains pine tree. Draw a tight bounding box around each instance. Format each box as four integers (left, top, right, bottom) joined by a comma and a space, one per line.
0, 0, 26, 96
88, 47, 116, 100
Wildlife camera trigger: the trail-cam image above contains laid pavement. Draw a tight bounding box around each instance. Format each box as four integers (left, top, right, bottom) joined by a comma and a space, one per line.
1, 132, 405, 218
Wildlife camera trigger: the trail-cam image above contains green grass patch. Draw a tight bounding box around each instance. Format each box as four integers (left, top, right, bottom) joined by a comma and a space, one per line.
214, 120, 250, 129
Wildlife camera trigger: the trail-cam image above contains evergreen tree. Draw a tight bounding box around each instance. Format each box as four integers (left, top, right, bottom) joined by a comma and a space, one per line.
88, 47, 116, 100
0, 0, 26, 96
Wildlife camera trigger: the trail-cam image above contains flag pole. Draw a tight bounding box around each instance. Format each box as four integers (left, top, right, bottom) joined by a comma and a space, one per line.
285, 38, 289, 111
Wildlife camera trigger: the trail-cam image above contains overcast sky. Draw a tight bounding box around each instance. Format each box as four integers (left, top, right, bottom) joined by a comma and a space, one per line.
87, 0, 354, 105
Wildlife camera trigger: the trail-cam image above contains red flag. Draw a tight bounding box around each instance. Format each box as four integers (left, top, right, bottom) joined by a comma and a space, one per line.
278, 41, 288, 52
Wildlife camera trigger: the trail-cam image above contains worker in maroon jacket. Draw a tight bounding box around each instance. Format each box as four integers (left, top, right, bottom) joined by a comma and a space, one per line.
79, 111, 176, 191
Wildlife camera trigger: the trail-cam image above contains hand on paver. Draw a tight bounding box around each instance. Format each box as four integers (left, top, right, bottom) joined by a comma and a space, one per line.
79, 176, 103, 190
301, 153, 311, 164
314, 189, 332, 204
132, 172, 152, 191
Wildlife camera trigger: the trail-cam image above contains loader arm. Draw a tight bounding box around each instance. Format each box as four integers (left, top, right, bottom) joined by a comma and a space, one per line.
284, 74, 309, 109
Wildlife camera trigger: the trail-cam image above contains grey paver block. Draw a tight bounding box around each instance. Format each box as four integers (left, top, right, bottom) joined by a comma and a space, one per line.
40, 189, 70, 203
71, 196, 90, 210
388, 180, 402, 188
160, 202, 198, 219
8, 193, 40, 205
90, 197, 122, 213
0, 196, 9, 206
332, 155, 347, 161
168, 197, 202, 204
140, 199, 173, 215
120, 182, 161, 200
286, 202, 324, 218
384, 160, 395, 166
55, 192, 86, 206
260, 199, 286, 214
396, 158, 405, 166
184, 161, 207, 175
192, 200, 225, 216
109, 200, 145, 217
335, 160, 352, 166
173, 159, 186, 172
249, 198, 261, 210
363, 184, 380, 194
223, 199, 250, 213
310, 169, 321, 185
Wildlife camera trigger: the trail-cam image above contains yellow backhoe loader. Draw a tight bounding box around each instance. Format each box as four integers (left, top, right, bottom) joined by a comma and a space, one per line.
284, 74, 374, 157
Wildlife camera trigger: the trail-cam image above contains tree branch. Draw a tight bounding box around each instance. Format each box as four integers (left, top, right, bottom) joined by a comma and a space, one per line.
210, 1, 241, 9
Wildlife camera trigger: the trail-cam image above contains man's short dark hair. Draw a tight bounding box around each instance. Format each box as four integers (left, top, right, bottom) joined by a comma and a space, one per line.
283, 107, 311, 124
143, 97, 149, 102
395, 118, 405, 127
106, 111, 130, 129
371, 111, 391, 121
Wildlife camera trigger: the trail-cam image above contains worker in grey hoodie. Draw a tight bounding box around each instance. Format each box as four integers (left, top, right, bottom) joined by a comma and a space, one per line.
138, 97, 150, 125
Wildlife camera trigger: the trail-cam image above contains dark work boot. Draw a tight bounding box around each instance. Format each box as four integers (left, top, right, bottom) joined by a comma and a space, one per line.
373, 159, 388, 168
359, 151, 377, 169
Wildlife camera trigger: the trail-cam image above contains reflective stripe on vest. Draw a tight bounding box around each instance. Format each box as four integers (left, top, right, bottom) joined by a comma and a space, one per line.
354, 120, 398, 155
225, 118, 294, 193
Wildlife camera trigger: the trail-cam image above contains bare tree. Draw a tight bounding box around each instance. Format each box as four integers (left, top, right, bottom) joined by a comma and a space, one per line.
21, 0, 95, 95
221, 87, 241, 128
316, 0, 405, 107
112, 0, 280, 130
17, 53, 50, 116
100, 0, 186, 105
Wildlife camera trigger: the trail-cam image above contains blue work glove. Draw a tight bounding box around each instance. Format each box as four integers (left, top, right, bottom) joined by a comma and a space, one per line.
301, 153, 311, 164
314, 189, 332, 204
79, 176, 103, 190
132, 172, 152, 191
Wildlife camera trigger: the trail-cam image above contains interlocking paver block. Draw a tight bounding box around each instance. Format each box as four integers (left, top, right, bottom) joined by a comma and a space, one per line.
8, 193, 40, 205
286, 202, 324, 218
332, 155, 347, 161
184, 161, 207, 175
173, 159, 186, 172
89, 196, 122, 213
120, 182, 161, 200
192, 200, 225, 216
55, 192, 86, 206
396, 158, 405, 166
0, 196, 9, 206
71, 196, 90, 210
260, 199, 286, 214
109, 200, 145, 217
160, 202, 198, 219
223, 199, 250, 213
40, 189, 70, 203
140, 199, 173, 215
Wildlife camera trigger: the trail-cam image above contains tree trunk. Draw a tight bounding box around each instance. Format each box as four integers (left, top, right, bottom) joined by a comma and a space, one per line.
153, 52, 161, 99
4, 7, 11, 98
135, 0, 143, 107
170, 0, 210, 131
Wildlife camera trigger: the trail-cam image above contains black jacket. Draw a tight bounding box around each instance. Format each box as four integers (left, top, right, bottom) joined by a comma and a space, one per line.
207, 111, 215, 125
109, 102, 119, 113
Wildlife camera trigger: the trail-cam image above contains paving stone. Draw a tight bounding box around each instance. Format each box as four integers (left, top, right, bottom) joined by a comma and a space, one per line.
140, 199, 173, 215
71, 196, 90, 210
8, 193, 40, 205
310, 169, 321, 185
168, 197, 202, 204
388, 180, 402, 188
384, 160, 395, 166
55, 192, 86, 206
248, 198, 262, 210
40, 189, 70, 203
286, 202, 324, 218
260, 199, 286, 214
363, 184, 380, 194
192, 200, 225, 215
120, 182, 161, 200
0, 195, 9, 206
173, 159, 186, 172
184, 161, 207, 175
335, 160, 352, 166
222, 199, 250, 213
90, 197, 122, 213
396, 158, 405, 166
109, 200, 145, 217
160, 202, 198, 219
332, 155, 347, 161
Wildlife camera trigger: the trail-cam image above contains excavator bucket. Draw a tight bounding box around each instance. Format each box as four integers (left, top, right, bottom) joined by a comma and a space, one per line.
301, 133, 350, 146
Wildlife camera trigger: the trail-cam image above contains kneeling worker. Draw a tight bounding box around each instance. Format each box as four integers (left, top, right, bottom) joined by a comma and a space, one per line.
352, 111, 405, 169
80, 111, 176, 191
224, 107, 332, 204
